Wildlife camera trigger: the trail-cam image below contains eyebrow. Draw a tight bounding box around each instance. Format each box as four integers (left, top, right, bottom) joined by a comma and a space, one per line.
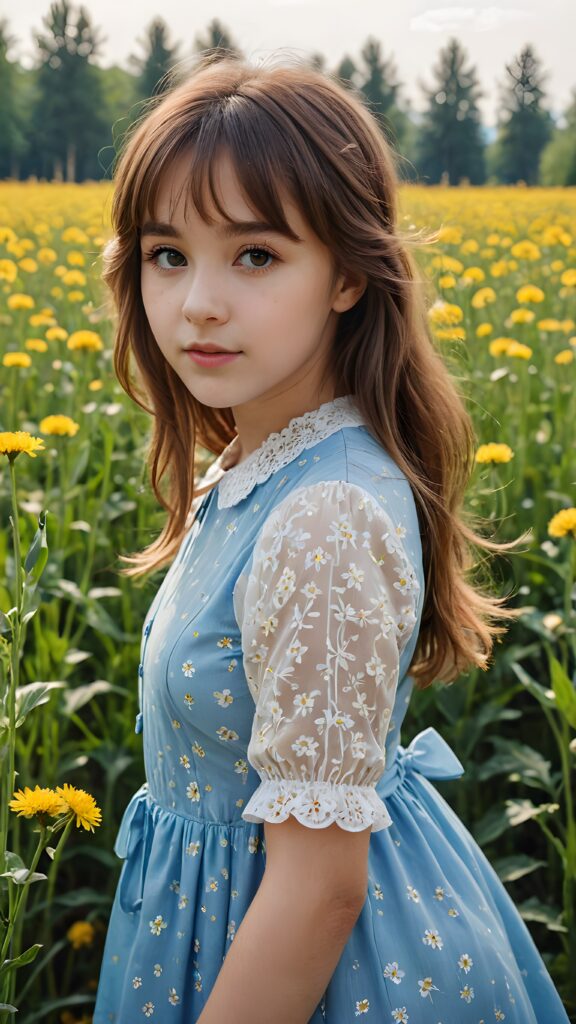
140, 219, 302, 242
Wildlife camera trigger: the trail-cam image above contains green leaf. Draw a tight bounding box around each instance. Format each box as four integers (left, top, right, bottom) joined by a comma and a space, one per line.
510, 662, 557, 709
0, 1003, 18, 1013
61, 679, 123, 716
19, 992, 94, 1023
0, 943, 43, 978
476, 736, 553, 790
516, 896, 568, 932
548, 652, 576, 728
14, 681, 66, 728
23, 511, 48, 587
491, 854, 547, 882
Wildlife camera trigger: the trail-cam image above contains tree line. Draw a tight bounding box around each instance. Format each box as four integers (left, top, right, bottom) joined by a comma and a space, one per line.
1, 0, 576, 186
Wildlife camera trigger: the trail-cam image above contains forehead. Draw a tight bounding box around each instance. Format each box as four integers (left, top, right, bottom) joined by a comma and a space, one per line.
146, 148, 303, 236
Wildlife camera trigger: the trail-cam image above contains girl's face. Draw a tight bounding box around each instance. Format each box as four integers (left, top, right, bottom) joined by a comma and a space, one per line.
140, 150, 364, 426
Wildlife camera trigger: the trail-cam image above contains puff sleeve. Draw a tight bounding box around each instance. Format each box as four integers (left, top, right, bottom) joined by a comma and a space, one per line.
236, 479, 421, 833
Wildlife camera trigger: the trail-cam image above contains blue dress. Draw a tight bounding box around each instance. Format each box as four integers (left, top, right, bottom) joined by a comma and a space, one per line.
93, 395, 569, 1023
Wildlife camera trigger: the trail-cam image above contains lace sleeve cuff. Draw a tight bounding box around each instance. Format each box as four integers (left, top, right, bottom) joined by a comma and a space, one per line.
241, 777, 392, 832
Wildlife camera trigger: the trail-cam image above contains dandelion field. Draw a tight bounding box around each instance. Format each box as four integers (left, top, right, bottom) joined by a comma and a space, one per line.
0, 181, 575, 1022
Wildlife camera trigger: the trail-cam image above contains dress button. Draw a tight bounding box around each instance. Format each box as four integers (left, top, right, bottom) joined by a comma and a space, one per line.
138, 663, 144, 678
135, 712, 143, 734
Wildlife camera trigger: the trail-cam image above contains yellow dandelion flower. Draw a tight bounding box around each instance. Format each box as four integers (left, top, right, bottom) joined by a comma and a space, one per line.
428, 301, 463, 326
18, 257, 38, 274
67, 290, 85, 302
476, 323, 493, 338
460, 239, 479, 255
25, 338, 48, 353
67, 920, 95, 949
554, 349, 573, 365
0, 430, 45, 459
507, 341, 532, 359
490, 260, 510, 277
489, 337, 515, 356
437, 226, 462, 245
550, 259, 565, 272
7, 293, 35, 311
560, 268, 576, 287
434, 326, 466, 341
561, 318, 574, 332
548, 508, 576, 540
6, 241, 25, 259
54, 264, 68, 278
37, 247, 58, 264
511, 240, 540, 261
67, 329, 103, 352
50, 286, 63, 299
486, 233, 500, 245
438, 274, 456, 288
56, 784, 102, 832
88, 379, 103, 391
462, 266, 485, 283
67, 251, 86, 267
39, 414, 80, 437
431, 254, 463, 274
537, 318, 562, 332
0, 258, 17, 283
516, 284, 545, 304
475, 443, 514, 464
29, 313, 56, 327
9, 785, 65, 819
509, 308, 535, 324
0, 226, 17, 245
62, 269, 86, 287
471, 286, 495, 308
569, 336, 576, 348
62, 226, 89, 245
45, 326, 68, 341
3, 351, 32, 368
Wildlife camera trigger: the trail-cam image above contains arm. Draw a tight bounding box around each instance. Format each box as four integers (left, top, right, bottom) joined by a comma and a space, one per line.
196, 816, 371, 1024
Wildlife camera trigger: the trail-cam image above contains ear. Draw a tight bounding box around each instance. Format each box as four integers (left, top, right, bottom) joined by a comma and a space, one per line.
331, 267, 367, 313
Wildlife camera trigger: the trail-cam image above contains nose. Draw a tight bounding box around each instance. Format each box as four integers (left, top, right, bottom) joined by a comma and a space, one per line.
181, 268, 229, 325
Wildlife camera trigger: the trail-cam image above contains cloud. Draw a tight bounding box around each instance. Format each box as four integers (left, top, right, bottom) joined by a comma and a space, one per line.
410, 6, 533, 32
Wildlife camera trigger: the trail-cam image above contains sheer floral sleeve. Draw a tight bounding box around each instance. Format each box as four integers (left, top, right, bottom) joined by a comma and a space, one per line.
236, 479, 421, 833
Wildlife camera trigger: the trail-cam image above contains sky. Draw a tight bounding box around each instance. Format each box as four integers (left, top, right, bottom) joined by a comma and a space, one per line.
6, 0, 575, 129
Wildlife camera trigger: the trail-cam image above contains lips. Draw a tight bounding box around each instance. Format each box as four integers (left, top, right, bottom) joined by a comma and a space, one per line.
186, 346, 239, 355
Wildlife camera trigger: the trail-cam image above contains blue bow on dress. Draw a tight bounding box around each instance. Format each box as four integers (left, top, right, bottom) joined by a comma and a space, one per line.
376, 726, 465, 799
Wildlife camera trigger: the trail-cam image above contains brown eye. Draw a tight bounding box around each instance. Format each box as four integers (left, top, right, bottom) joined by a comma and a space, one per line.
238, 247, 274, 271
152, 248, 186, 269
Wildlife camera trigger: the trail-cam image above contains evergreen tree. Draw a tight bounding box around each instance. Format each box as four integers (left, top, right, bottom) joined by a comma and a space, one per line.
414, 37, 486, 185
129, 17, 179, 101
492, 44, 555, 184
356, 37, 410, 152
31, 0, 108, 181
539, 89, 576, 186
194, 19, 242, 61
0, 20, 28, 178
335, 56, 358, 90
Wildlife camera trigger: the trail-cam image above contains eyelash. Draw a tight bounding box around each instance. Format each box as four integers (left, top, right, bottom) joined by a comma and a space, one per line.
142, 243, 278, 275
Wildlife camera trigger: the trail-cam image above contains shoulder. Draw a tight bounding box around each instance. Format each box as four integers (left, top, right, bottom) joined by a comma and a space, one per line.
255, 427, 422, 572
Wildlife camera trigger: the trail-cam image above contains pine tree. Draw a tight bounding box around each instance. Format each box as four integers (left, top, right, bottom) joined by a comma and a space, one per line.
129, 17, 179, 101
0, 20, 27, 178
194, 20, 242, 61
357, 37, 408, 148
414, 37, 486, 185
493, 44, 555, 184
334, 56, 358, 90
31, 0, 107, 181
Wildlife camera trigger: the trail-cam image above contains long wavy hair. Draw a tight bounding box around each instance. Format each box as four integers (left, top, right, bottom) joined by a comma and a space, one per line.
103, 53, 529, 689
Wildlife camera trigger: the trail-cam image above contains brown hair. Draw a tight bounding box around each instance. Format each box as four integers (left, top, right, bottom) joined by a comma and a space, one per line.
103, 53, 529, 689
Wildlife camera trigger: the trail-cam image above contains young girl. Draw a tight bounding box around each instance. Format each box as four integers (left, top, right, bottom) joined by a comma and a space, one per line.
92, 55, 569, 1024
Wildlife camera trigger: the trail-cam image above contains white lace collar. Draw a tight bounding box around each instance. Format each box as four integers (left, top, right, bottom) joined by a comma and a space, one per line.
213, 395, 367, 509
